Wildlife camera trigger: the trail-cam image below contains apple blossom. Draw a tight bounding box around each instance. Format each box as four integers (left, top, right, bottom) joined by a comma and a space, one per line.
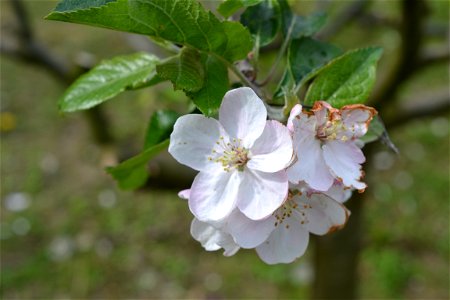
169, 87, 293, 222
236, 184, 349, 264
179, 181, 350, 264
287, 102, 377, 192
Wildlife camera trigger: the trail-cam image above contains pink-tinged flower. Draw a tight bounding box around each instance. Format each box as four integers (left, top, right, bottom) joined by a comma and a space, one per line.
169, 87, 293, 222
179, 189, 240, 256
226, 184, 350, 264
287, 102, 377, 191
190, 218, 240, 257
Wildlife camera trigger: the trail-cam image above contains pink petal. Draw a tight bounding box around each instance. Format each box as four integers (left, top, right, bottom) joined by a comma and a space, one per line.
295, 193, 350, 235
226, 210, 276, 249
312, 101, 335, 128
287, 115, 334, 191
287, 104, 302, 132
323, 182, 352, 203
169, 114, 228, 172
189, 171, 242, 222
237, 169, 288, 220
190, 218, 240, 256
341, 105, 377, 139
247, 120, 293, 172
322, 140, 367, 190
256, 220, 309, 264
219, 87, 267, 148
306, 181, 353, 203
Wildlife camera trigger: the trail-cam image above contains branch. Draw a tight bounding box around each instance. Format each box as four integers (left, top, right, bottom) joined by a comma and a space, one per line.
370, 0, 428, 109
356, 12, 399, 29
417, 47, 450, 69
317, 0, 370, 40
385, 92, 450, 129
4, 0, 114, 145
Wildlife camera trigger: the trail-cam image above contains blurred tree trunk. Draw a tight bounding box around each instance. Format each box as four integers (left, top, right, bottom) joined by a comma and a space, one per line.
311, 0, 430, 298
312, 147, 373, 299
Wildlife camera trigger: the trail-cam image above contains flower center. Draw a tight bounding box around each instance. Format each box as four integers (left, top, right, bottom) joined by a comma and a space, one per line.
316, 119, 349, 142
273, 191, 312, 229
208, 136, 249, 172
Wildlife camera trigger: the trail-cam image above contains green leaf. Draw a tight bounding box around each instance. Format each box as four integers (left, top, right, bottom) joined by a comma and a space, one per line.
156, 47, 204, 92
188, 54, 229, 116
218, 0, 264, 18
106, 139, 169, 190
59, 52, 160, 112
289, 37, 342, 86
274, 37, 340, 104
46, 0, 251, 62
304, 47, 383, 108
240, 0, 280, 46
144, 110, 179, 149
278, 0, 326, 38
54, 0, 116, 11
221, 21, 253, 62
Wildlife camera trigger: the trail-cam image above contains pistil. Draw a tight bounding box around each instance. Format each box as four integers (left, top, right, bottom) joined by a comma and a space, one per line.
208, 136, 250, 172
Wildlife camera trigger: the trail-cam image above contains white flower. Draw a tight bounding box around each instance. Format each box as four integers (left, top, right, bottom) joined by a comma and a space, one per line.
169, 87, 293, 222
226, 183, 350, 264
287, 102, 377, 191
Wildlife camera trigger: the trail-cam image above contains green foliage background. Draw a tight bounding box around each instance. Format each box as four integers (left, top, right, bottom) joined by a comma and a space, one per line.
1, 1, 449, 298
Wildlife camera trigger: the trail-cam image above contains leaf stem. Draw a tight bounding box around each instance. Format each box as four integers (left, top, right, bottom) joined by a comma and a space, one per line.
257, 17, 295, 86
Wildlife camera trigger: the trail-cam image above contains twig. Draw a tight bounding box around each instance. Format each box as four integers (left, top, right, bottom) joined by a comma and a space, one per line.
385, 93, 450, 129
417, 47, 450, 70
370, 0, 428, 109
317, 0, 370, 40
213, 53, 265, 98
257, 17, 294, 87
356, 12, 399, 29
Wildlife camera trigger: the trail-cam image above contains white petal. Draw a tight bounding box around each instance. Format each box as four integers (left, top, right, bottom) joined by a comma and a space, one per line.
190, 219, 240, 256
226, 210, 276, 249
256, 219, 309, 264
287, 104, 302, 132
287, 115, 334, 191
190, 218, 222, 251
295, 193, 350, 235
178, 189, 190, 200
169, 114, 228, 172
221, 236, 241, 257
237, 169, 288, 220
341, 105, 377, 139
189, 171, 241, 222
304, 181, 353, 204
322, 141, 366, 190
219, 87, 267, 148
247, 120, 293, 172
323, 182, 352, 203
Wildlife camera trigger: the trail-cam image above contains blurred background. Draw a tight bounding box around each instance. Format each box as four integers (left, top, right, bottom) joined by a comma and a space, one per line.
1, 0, 449, 298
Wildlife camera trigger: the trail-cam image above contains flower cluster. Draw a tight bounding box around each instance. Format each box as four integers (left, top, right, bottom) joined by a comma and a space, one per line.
169, 87, 376, 264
